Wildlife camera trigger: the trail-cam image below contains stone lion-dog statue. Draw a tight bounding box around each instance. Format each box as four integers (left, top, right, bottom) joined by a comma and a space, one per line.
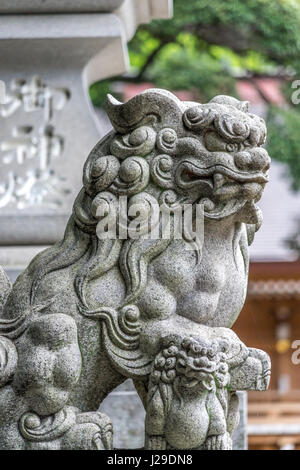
0, 89, 270, 449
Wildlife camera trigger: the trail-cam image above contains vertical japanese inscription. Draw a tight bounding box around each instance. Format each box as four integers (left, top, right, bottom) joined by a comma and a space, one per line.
0, 76, 71, 209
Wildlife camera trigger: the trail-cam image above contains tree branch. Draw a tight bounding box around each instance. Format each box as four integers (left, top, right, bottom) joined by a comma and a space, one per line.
136, 40, 170, 80
245, 77, 272, 105
178, 23, 298, 64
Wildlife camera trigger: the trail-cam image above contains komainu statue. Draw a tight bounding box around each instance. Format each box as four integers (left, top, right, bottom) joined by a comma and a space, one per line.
0, 89, 271, 450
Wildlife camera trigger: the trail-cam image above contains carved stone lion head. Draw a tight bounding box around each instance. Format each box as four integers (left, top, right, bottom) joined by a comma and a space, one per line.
80, 89, 269, 229
28, 89, 270, 379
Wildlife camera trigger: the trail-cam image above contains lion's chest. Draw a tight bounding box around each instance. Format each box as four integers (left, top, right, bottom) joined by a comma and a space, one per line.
139, 236, 248, 328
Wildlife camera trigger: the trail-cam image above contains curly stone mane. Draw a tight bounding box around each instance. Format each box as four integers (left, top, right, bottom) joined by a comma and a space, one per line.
29, 89, 268, 311
9, 88, 268, 377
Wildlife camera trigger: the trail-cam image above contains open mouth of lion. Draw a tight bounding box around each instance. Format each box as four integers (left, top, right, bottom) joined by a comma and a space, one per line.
177, 162, 268, 189
176, 162, 268, 220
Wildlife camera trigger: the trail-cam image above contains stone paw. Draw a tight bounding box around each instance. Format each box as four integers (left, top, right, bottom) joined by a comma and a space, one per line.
145, 435, 167, 450
204, 433, 232, 450
248, 348, 271, 391
19, 407, 113, 450
62, 411, 113, 450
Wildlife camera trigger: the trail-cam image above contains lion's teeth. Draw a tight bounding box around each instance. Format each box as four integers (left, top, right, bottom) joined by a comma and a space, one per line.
213, 173, 226, 189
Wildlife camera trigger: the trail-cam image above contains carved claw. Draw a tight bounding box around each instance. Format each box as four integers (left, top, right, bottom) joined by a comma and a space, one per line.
61, 412, 113, 450
204, 433, 231, 450
248, 348, 271, 391
145, 435, 167, 450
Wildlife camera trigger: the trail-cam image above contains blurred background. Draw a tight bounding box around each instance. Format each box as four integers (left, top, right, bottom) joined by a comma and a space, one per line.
90, 0, 300, 450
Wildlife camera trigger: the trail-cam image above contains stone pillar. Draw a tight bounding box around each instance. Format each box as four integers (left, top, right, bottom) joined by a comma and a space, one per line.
233, 392, 248, 450
0, 0, 172, 267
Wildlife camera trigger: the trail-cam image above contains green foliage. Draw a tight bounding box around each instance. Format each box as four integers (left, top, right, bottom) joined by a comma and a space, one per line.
89, 0, 300, 189
140, 0, 300, 70
266, 105, 300, 190
147, 42, 236, 101
89, 80, 111, 108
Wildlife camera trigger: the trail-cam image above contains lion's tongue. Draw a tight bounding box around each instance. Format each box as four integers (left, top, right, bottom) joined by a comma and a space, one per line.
235, 201, 261, 224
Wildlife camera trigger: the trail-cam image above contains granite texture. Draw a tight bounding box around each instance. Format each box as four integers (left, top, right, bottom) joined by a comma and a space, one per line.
0, 89, 271, 449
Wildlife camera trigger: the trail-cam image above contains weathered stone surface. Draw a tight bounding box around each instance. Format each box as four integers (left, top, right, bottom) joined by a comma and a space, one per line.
0, 88, 270, 449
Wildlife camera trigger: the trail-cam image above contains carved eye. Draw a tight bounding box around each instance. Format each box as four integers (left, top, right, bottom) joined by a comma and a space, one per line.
215, 114, 250, 142
183, 105, 215, 130
234, 151, 252, 170
109, 156, 149, 196
232, 121, 248, 136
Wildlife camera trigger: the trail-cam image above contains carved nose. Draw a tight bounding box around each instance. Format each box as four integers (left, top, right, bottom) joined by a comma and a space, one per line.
234, 149, 270, 172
